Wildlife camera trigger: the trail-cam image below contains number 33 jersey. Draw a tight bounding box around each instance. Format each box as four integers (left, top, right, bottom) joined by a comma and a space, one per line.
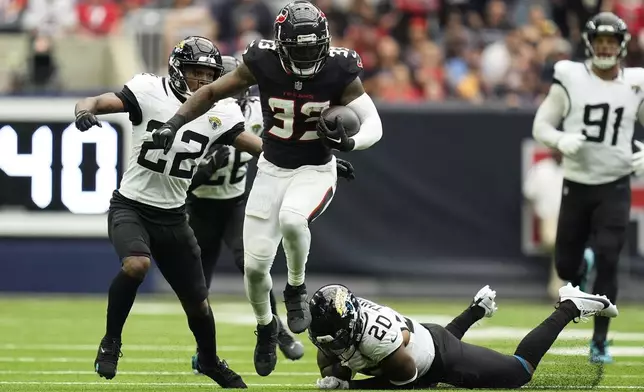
339, 298, 435, 380
242, 39, 362, 169
555, 60, 644, 184
116, 73, 245, 209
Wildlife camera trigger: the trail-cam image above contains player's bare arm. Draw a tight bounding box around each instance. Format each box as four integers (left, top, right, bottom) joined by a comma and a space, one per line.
232, 130, 263, 158
177, 64, 256, 126
328, 77, 382, 151
74, 93, 127, 131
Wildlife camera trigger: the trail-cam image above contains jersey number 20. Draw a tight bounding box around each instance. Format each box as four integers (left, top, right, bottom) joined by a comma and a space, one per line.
582, 103, 625, 146
267, 98, 330, 140
137, 120, 209, 179
367, 315, 393, 341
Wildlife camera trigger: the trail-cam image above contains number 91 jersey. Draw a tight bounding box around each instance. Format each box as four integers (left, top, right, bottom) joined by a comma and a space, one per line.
242, 39, 363, 169
339, 298, 436, 380
117, 73, 245, 209
555, 60, 644, 184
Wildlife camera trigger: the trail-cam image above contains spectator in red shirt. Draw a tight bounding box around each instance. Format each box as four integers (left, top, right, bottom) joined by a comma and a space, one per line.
77, 0, 121, 36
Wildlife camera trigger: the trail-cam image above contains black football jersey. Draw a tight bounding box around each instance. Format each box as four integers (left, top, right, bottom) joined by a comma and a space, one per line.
242, 39, 363, 169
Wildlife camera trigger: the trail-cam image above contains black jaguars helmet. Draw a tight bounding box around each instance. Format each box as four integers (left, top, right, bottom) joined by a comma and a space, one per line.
582, 12, 630, 70
168, 36, 224, 96
221, 55, 249, 101
308, 284, 363, 357
274, 0, 331, 78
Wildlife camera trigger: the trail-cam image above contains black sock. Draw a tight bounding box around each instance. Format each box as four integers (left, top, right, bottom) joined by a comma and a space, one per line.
514, 301, 579, 369
188, 306, 218, 367
445, 306, 486, 340
105, 271, 143, 339
269, 290, 278, 316
593, 316, 610, 342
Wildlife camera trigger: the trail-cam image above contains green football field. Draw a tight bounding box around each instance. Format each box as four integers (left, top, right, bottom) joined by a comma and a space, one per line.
1, 295, 643, 392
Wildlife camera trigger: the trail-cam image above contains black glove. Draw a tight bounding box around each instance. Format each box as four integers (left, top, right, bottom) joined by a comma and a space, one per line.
317, 115, 355, 152
152, 114, 187, 154
75, 110, 101, 132
211, 145, 231, 171
152, 124, 176, 154
336, 158, 355, 181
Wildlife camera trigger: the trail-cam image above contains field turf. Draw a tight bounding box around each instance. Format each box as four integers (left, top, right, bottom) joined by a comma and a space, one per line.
1, 295, 643, 391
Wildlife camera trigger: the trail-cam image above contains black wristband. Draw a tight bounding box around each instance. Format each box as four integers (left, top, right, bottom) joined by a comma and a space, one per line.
166, 114, 188, 132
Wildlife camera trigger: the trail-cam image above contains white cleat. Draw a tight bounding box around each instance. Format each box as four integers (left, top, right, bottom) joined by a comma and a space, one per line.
558, 283, 618, 321
472, 285, 497, 318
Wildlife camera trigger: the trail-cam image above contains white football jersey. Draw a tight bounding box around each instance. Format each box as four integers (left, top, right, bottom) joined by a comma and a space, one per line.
190, 96, 263, 199
118, 74, 245, 208
555, 60, 644, 184
339, 298, 435, 380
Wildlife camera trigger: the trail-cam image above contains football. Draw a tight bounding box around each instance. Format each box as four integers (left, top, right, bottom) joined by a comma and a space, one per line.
321, 106, 361, 137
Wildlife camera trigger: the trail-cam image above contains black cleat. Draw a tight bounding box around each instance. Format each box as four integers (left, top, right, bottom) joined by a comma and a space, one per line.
276, 317, 304, 360
254, 316, 278, 376
94, 337, 122, 380
283, 283, 311, 334
194, 356, 247, 388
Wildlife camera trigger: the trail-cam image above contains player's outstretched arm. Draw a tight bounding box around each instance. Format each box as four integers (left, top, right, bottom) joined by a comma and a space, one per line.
339, 78, 383, 151
74, 93, 127, 131
152, 64, 257, 152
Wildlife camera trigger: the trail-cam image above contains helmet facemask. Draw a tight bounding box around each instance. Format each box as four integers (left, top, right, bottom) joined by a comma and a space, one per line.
583, 27, 630, 70
276, 33, 330, 78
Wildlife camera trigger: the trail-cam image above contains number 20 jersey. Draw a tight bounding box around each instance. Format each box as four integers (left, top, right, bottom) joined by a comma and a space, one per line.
242, 39, 363, 169
117, 73, 245, 209
555, 60, 644, 184
339, 298, 436, 380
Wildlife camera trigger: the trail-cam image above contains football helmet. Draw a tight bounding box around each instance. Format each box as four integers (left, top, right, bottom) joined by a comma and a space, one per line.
308, 284, 362, 357
582, 12, 630, 70
221, 55, 249, 101
168, 36, 224, 96
274, 0, 331, 78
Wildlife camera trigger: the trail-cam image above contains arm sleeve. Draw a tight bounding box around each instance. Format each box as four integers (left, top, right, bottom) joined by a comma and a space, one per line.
346, 93, 383, 150
114, 85, 143, 126
215, 122, 246, 146
532, 83, 568, 149
114, 73, 160, 126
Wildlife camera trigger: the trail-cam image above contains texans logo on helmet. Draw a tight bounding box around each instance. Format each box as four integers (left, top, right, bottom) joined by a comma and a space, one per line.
275, 10, 288, 24
521, 139, 644, 256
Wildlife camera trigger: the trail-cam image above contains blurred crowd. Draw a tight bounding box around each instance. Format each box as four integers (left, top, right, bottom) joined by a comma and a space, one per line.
2, 0, 644, 105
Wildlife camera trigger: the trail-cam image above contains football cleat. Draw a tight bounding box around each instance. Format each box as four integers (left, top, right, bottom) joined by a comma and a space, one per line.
253, 315, 279, 376
284, 283, 311, 334
193, 355, 247, 388
558, 283, 618, 322
277, 317, 305, 360
471, 285, 498, 318
590, 339, 613, 364
94, 337, 122, 380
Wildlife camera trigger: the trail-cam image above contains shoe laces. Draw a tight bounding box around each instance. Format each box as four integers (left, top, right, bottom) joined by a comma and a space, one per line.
100, 338, 123, 359
215, 359, 240, 381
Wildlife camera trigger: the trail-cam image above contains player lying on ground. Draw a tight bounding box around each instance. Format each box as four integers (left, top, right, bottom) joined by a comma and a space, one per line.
309, 283, 618, 389
187, 56, 304, 369
74, 36, 268, 388
151, 0, 379, 377
532, 11, 644, 363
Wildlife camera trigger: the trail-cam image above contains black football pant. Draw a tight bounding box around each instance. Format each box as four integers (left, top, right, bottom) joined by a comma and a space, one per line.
187, 195, 281, 316
555, 175, 629, 341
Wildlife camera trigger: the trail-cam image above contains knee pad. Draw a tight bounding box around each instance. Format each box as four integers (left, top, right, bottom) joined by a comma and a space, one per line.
122, 256, 151, 279
279, 210, 308, 239
244, 236, 276, 279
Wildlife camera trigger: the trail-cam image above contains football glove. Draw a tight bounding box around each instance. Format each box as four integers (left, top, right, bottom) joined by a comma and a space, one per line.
557, 133, 586, 156
317, 115, 355, 152
316, 376, 349, 390
336, 158, 355, 181
75, 110, 101, 132
632, 140, 644, 176
152, 124, 176, 154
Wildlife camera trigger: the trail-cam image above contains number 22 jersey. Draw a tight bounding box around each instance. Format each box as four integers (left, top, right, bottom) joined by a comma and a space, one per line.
242, 39, 363, 169
115, 73, 245, 209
